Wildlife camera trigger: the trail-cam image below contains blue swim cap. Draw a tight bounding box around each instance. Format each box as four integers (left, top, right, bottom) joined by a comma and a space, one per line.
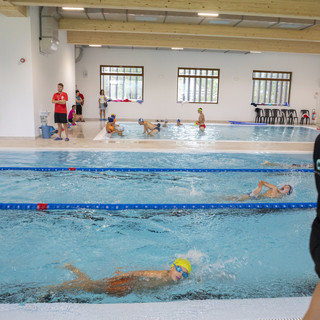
177, 119, 181, 122
108, 117, 114, 123
138, 118, 143, 123
287, 185, 293, 195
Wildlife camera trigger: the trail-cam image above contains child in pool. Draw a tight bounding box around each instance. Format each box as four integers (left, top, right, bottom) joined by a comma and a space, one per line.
47, 259, 192, 297
177, 119, 183, 126
197, 108, 205, 131
138, 118, 161, 135
106, 117, 123, 136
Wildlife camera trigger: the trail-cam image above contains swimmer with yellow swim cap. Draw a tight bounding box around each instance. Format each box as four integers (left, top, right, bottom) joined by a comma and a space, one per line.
47, 259, 192, 297
197, 107, 206, 131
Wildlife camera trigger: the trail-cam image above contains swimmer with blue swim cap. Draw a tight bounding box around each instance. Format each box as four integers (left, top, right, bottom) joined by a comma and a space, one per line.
177, 119, 183, 126
106, 116, 123, 136
48, 258, 192, 297
138, 117, 161, 135
239, 180, 293, 201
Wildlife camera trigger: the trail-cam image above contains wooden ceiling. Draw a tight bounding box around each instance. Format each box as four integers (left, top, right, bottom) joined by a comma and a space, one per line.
2, 0, 320, 53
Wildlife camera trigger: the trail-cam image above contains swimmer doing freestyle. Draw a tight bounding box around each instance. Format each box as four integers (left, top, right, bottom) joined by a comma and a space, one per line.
47, 259, 192, 297
239, 180, 293, 201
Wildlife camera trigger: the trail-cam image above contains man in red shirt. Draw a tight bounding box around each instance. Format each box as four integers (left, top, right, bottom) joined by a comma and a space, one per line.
52, 83, 69, 141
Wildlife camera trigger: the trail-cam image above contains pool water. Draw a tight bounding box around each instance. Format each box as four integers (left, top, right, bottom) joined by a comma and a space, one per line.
100, 123, 318, 142
0, 170, 315, 204
0, 150, 313, 168
0, 208, 316, 304
0, 151, 317, 304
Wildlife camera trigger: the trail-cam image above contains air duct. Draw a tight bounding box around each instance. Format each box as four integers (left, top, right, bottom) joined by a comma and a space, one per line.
39, 7, 59, 54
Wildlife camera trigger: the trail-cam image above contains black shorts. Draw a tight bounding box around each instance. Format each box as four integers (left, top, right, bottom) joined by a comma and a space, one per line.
54, 112, 67, 124
76, 105, 82, 115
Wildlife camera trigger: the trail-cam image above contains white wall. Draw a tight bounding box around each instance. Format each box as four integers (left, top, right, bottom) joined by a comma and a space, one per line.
0, 8, 75, 138
29, 7, 75, 135
0, 15, 35, 137
75, 48, 320, 122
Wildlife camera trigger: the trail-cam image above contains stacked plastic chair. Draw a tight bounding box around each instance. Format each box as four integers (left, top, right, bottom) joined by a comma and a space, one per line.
300, 109, 310, 125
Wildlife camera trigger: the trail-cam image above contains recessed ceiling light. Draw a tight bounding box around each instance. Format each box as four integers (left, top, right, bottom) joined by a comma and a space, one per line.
62, 7, 84, 11
89, 45, 102, 47
198, 13, 219, 17
172, 48, 184, 50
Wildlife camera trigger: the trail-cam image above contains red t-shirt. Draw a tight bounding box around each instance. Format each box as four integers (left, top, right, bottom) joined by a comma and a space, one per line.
79, 93, 84, 105
53, 92, 68, 114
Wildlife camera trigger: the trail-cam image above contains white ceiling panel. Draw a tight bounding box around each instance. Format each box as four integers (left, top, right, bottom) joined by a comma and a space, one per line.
237, 20, 277, 28
165, 15, 202, 24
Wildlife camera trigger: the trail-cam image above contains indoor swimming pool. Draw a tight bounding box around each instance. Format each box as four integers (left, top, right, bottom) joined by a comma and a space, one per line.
0, 150, 317, 305
96, 122, 318, 142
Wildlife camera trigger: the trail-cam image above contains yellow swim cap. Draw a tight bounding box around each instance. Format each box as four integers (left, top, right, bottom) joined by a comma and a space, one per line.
171, 258, 192, 274
198, 108, 202, 112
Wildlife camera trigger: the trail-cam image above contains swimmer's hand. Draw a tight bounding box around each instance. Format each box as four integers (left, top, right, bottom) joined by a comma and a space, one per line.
261, 161, 271, 165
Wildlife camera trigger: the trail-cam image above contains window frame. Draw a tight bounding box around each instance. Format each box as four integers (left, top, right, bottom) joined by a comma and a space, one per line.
100, 65, 144, 102
252, 70, 292, 106
177, 67, 220, 104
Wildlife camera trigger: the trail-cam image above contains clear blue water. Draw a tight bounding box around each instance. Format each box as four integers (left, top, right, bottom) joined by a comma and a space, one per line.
0, 151, 317, 304
0, 150, 313, 168
104, 123, 319, 142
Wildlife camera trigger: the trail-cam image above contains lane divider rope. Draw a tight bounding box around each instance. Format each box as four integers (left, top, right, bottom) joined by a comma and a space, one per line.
0, 202, 316, 211
0, 167, 314, 173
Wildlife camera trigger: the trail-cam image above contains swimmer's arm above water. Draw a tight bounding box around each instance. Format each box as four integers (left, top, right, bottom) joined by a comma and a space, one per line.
261, 161, 280, 166
251, 180, 277, 196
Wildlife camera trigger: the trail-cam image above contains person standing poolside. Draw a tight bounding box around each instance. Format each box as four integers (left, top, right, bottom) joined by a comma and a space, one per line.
197, 108, 206, 131
47, 258, 191, 297
79, 90, 84, 111
75, 90, 85, 121
99, 89, 108, 120
303, 134, 320, 320
52, 83, 69, 141
138, 118, 161, 136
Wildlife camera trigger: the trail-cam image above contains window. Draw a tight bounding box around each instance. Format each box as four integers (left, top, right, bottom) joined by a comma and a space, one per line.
177, 68, 220, 104
100, 66, 144, 101
252, 70, 292, 105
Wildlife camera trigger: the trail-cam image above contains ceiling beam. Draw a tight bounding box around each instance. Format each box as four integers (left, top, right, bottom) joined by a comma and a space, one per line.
8, 0, 320, 19
59, 19, 320, 43
67, 31, 320, 54
0, 0, 26, 16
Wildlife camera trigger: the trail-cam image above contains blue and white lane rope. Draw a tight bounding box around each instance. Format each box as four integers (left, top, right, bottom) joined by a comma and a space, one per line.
0, 202, 316, 210
0, 167, 313, 173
